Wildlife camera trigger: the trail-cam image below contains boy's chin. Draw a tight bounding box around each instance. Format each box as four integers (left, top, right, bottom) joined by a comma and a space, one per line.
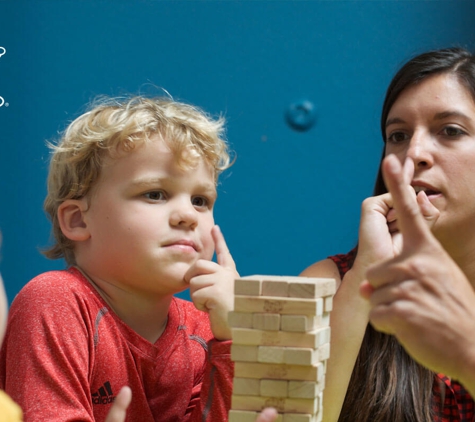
164, 265, 194, 286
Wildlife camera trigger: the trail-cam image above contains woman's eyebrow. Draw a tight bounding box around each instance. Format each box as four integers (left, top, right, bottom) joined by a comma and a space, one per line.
385, 117, 405, 128
386, 110, 473, 128
433, 110, 471, 121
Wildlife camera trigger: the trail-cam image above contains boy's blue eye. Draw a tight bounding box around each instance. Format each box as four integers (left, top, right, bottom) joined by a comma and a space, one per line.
192, 196, 208, 207
145, 191, 165, 201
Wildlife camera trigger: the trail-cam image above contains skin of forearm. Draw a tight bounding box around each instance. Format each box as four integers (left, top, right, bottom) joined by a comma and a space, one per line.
322, 267, 371, 422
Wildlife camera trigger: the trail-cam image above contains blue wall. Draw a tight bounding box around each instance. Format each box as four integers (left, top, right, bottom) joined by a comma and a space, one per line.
0, 1, 474, 302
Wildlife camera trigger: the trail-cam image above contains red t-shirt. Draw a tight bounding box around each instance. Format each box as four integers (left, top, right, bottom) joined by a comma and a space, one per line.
329, 251, 475, 422
0, 267, 233, 421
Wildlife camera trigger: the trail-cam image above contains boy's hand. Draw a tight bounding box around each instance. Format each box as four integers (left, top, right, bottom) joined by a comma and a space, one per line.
105, 386, 131, 422
185, 225, 238, 340
255, 408, 279, 422
102, 387, 278, 422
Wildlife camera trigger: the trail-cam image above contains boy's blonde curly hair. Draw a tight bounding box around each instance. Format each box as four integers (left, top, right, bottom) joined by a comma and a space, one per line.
43, 96, 231, 265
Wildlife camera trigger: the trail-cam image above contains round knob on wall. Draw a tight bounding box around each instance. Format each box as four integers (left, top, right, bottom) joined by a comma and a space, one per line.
285, 99, 317, 132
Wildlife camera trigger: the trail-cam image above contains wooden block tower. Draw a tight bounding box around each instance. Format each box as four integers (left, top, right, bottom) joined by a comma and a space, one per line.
228, 275, 336, 422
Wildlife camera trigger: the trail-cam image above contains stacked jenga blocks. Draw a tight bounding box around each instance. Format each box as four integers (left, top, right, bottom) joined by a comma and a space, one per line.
228, 275, 336, 422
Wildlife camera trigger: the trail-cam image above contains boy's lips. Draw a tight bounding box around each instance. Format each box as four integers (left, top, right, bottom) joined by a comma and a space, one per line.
163, 239, 198, 252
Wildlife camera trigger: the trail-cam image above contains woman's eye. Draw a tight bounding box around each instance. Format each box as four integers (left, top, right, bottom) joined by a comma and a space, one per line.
443, 126, 465, 137
145, 191, 165, 201
192, 196, 208, 208
387, 131, 408, 143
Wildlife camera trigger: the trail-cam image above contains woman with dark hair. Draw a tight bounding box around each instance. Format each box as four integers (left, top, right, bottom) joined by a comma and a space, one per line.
302, 47, 475, 422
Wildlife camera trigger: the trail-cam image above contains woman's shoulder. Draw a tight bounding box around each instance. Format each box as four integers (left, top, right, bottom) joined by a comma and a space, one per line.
300, 258, 341, 279
300, 249, 358, 288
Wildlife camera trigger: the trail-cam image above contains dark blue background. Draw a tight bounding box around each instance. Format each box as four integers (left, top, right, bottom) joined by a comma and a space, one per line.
0, 1, 474, 302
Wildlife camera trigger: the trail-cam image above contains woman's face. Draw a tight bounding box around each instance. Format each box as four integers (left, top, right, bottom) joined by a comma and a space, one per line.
384, 73, 475, 250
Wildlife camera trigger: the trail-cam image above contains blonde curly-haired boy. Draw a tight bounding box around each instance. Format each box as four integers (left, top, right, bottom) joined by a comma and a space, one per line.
0, 96, 238, 421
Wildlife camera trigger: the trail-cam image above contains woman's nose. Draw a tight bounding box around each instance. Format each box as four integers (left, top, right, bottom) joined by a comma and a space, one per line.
405, 132, 434, 169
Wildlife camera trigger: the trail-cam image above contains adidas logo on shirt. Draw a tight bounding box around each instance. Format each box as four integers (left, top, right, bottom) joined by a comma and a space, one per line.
92, 381, 116, 404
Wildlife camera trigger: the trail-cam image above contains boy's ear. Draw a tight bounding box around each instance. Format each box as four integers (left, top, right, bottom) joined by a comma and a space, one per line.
57, 199, 90, 241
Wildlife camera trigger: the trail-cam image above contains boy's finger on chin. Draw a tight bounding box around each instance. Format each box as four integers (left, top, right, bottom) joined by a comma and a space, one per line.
190, 290, 211, 313
182, 260, 207, 284
212, 226, 239, 272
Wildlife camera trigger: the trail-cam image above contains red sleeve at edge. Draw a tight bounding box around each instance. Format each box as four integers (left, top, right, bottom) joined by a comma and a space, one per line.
190, 339, 233, 422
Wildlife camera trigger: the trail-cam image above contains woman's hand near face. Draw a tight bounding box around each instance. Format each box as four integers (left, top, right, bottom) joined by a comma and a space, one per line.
317, 159, 439, 422
362, 155, 475, 397
355, 159, 438, 268
352, 158, 440, 297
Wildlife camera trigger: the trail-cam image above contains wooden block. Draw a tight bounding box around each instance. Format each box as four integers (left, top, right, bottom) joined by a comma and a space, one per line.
280, 315, 310, 333
258, 346, 285, 364
283, 414, 316, 422
260, 379, 288, 397
239, 275, 296, 283
320, 313, 330, 328
315, 409, 323, 422
238, 275, 336, 298
316, 343, 330, 361
232, 395, 318, 414
235, 278, 262, 296
288, 379, 325, 399
284, 348, 316, 366
234, 362, 325, 382
229, 409, 259, 422
324, 296, 333, 312
234, 296, 323, 316
231, 344, 259, 362
253, 313, 281, 331
281, 315, 322, 332
229, 311, 254, 328
233, 377, 261, 396
262, 280, 289, 297
288, 278, 336, 299
232, 326, 330, 349
229, 410, 284, 422
316, 393, 323, 422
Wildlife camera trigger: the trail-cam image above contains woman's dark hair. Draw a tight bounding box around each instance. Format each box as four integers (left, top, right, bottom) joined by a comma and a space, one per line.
339, 47, 475, 422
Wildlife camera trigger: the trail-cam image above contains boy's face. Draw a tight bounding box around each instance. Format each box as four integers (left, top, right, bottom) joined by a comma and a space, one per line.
77, 136, 217, 297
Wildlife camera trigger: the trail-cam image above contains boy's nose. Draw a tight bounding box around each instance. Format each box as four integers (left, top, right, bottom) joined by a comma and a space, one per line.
169, 200, 198, 229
